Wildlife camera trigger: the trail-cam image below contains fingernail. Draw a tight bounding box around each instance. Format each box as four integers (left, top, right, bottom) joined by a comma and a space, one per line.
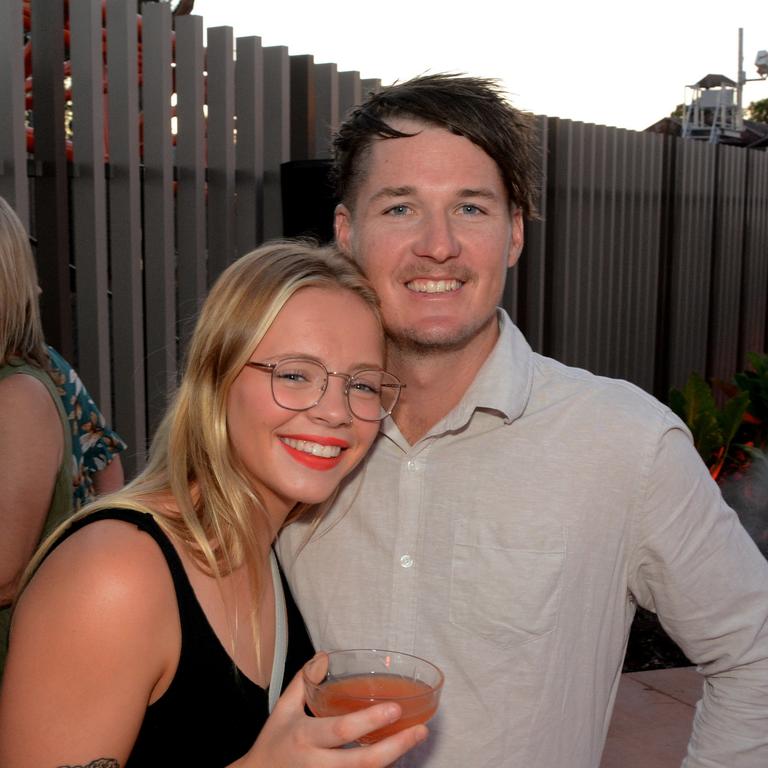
384, 703, 400, 722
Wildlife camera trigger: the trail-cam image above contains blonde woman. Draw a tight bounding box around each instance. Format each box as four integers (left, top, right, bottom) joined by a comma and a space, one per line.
0, 241, 426, 767
0, 198, 125, 678
0, 197, 72, 674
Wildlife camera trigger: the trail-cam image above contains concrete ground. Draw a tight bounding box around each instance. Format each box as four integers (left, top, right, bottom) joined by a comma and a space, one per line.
600, 666, 702, 767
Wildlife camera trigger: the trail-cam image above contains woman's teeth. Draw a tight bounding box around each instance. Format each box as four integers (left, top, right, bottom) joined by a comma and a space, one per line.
281, 438, 342, 458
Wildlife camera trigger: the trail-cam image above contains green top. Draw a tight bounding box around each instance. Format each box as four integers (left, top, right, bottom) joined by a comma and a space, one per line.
0, 359, 73, 678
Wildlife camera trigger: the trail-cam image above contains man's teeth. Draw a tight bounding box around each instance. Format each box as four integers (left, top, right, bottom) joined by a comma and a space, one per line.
281, 438, 342, 458
406, 279, 462, 294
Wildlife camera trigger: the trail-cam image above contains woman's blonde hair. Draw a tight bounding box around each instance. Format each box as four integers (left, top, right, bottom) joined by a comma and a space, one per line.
0, 197, 48, 368
24, 240, 382, 669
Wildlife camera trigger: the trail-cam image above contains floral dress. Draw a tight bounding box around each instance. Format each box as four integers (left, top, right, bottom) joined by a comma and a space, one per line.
47, 347, 127, 509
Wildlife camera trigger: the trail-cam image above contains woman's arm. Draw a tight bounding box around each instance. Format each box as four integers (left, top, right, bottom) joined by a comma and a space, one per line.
93, 454, 125, 496
0, 374, 63, 606
0, 520, 177, 767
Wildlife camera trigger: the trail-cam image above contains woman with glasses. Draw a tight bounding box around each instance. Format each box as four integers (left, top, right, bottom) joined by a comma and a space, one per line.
0, 241, 424, 767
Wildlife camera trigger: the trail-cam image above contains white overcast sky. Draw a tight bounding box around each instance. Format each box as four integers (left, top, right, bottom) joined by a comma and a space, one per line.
192, 0, 768, 131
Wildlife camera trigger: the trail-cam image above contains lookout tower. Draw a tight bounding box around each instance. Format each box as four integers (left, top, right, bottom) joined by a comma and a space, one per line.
681, 74, 743, 144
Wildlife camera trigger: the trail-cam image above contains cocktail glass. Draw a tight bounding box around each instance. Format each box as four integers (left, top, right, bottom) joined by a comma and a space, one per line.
303, 648, 444, 745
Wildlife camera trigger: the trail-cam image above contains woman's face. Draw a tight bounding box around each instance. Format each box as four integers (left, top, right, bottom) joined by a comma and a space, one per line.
227, 286, 384, 519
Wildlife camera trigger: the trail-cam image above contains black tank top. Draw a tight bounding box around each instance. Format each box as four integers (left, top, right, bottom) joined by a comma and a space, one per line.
48, 508, 314, 767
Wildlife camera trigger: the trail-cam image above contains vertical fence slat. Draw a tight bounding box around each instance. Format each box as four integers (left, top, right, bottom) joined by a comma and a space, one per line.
338, 70, 361, 119
141, 0, 176, 438
206, 25, 236, 283
504, 114, 548, 350
314, 62, 339, 159
290, 54, 315, 161
106, 0, 146, 476
361, 78, 381, 96
69, 0, 111, 413
234, 35, 264, 256
665, 139, 717, 391
30, 0, 72, 358
708, 144, 747, 383
263, 45, 290, 240
0, 0, 29, 223
740, 150, 768, 363
175, 14, 207, 342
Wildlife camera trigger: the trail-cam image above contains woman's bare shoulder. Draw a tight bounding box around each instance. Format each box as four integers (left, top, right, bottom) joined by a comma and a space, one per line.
0, 518, 181, 764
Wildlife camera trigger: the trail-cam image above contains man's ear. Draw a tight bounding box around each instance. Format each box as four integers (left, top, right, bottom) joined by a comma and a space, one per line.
334, 203, 353, 254
507, 208, 524, 268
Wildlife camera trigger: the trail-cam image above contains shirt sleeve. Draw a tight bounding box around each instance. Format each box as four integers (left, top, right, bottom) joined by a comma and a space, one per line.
628, 417, 768, 766
47, 347, 127, 508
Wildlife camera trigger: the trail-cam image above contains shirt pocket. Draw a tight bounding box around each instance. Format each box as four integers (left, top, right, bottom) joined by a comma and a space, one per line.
449, 518, 565, 647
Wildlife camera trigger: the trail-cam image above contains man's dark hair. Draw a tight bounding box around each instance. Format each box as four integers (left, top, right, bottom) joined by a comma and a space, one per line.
332, 73, 540, 218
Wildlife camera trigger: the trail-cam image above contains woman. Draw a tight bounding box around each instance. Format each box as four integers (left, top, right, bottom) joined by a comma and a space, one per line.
0, 241, 426, 767
0, 198, 126, 678
0, 198, 72, 673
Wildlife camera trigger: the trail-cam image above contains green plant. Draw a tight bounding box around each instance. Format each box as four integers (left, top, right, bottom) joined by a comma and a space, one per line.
669, 372, 750, 481
733, 352, 768, 450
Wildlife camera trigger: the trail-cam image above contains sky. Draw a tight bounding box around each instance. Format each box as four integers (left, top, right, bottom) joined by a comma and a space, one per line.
192, 0, 768, 132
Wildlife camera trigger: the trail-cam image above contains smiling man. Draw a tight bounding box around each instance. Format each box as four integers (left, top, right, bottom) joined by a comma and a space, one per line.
278, 74, 768, 767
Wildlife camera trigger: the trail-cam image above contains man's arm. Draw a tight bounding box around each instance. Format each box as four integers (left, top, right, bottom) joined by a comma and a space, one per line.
628, 420, 768, 766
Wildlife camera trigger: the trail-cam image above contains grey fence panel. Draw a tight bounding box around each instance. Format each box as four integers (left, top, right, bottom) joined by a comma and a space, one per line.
234, 36, 264, 256
315, 62, 339, 159
338, 70, 362, 120
540, 119, 665, 391
290, 54, 316, 161
206, 25, 237, 283
141, 0, 176, 437
0, 0, 29, 223
709, 144, 747, 384
175, 14, 207, 344
523, 115, 550, 354
263, 46, 290, 240
69, 0, 111, 414
665, 139, 717, 392
105, 0, 146, 475
545, 119, 590, 369
30, 0, 73, 358
504, 114, 548, 352
741, 150, 768, 362
622, 129, 664, 393
12, 6, 768, 475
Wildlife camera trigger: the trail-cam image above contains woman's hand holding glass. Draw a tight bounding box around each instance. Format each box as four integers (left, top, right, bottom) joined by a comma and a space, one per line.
237, 660, 428, 767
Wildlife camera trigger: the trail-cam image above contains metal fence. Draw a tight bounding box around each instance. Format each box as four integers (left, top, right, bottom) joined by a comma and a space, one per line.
1, 0, 767, 476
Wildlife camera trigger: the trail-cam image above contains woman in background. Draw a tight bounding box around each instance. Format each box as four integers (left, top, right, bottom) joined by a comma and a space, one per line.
0, 197, 73, 674
0, 198, 126, 678
0, 241, 425, 767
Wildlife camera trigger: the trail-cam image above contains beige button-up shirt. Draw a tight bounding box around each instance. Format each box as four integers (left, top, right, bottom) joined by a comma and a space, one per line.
278, 311, 768, 767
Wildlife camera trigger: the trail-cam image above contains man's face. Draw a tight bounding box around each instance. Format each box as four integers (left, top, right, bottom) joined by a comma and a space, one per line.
335, 118, 523, 356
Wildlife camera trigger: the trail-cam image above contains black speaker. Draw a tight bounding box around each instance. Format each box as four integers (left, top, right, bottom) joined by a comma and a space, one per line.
280, 159, 337, 243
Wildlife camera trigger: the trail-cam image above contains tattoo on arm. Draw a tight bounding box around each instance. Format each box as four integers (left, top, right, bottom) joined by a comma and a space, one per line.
57, 760, 119, 768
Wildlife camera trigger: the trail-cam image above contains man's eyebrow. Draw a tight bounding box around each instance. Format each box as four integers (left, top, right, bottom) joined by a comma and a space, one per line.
370, 186, 415, 202
457, 188, 501, 200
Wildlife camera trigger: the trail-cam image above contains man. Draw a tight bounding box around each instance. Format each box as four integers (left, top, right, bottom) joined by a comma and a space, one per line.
278, 74, 768, 767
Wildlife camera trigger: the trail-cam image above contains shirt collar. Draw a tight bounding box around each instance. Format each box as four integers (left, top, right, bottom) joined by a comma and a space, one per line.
380, 309, 534, 443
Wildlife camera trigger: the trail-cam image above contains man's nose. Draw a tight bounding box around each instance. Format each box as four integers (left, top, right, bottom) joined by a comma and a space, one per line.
412, 211, 460, 262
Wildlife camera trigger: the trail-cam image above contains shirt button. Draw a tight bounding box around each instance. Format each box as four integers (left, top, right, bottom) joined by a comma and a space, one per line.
400, 554, 414, 568
407, 460, 417, 471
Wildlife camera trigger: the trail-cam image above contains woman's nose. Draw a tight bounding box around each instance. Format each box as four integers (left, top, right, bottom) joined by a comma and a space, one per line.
308, 375, 353, 425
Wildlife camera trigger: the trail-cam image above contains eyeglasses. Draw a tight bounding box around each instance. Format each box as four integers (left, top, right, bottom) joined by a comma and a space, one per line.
245, 357, 404, 422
